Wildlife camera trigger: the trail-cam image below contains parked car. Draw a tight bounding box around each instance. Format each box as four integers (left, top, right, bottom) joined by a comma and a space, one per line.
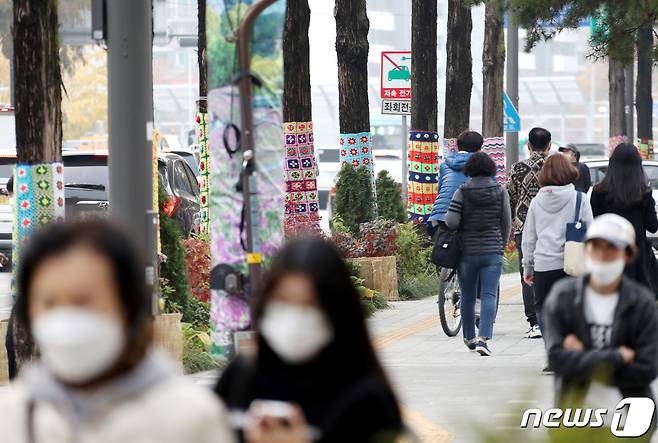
0, 151, 201, 269
585, 159, 658, 247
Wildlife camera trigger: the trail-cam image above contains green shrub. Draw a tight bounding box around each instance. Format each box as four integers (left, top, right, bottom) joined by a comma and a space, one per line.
159, 179, 191, 321
334, 164, 374, 234
504, 249, 520, 274
399, 275, 437, 300
181, 322, 224, 374
188, 296, 211, 331
395, 222, 428, 278
375, 170, 406, 223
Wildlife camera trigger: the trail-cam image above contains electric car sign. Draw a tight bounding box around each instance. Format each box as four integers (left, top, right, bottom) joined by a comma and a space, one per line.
520, 398, 655, 437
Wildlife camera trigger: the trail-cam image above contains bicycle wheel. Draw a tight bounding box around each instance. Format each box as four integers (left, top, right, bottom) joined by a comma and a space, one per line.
437, 267, 462, 337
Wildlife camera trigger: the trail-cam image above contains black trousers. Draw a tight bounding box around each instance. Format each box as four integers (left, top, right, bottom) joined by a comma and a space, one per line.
515, 234, 537, 327
534, 268, 567, 332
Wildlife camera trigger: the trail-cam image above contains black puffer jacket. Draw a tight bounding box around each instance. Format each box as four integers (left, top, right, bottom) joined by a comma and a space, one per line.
445, 177, 511, 256
543, 276, 658, 405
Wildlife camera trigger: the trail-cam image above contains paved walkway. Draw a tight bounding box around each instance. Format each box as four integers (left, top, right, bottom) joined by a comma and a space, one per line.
370, 274, 552, 442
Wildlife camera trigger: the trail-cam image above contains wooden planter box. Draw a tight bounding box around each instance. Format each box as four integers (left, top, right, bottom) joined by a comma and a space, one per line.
153, 313, 183, 369
352, 256, 399, 301
0, 320, 8, 385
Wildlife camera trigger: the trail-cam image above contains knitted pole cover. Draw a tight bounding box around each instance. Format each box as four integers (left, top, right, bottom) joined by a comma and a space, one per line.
283, 121, 320, 237
197, 113, 210, 234
13, 163, 65, 299
482, 137, 507, 184
407, 131, 439, 223
636, 138, 655, 160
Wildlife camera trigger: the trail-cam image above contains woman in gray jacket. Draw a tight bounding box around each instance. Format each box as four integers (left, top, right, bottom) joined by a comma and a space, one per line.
445, 153, 511, 356
522, 154, 593, 333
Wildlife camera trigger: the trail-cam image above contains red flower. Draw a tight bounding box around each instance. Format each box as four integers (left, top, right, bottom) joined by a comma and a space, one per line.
352, 160, 360, 167
360, 136, 369, 143
340, 150, 347, 156
348, 138, 356, 145
350, 148, 358, 156
363, 158, 370, 165
361, 147, 369, 154
339, 138, 345, 145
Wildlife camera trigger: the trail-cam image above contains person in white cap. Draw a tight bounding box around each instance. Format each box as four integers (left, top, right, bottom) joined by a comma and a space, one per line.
542, 214, 658, 426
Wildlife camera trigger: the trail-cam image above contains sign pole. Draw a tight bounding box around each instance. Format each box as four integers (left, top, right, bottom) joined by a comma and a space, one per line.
401, 115, 408, 204
505, 10, 520, 168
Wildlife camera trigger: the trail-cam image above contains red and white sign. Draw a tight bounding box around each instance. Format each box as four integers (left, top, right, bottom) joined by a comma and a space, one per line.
380, 51, 412, 100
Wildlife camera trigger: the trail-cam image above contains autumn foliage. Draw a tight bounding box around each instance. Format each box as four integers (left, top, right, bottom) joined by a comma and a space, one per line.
183, 238, 211, 303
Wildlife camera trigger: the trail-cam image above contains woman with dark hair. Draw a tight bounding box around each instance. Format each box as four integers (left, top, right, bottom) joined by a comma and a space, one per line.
215, 238, 402, 443
0, 220, 234, 443
445, 152, 511, 356
522, 154, 593, 336
591, 143, 658, 293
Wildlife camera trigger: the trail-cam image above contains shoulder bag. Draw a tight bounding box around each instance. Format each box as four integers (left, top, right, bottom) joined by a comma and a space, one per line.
564, 192, 588, 276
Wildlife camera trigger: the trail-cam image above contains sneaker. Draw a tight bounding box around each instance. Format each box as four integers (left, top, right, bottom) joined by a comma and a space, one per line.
527, 325, 542, 339
542, 365, 554, 375
464, 339, 477, 351
475, 340, 492, 356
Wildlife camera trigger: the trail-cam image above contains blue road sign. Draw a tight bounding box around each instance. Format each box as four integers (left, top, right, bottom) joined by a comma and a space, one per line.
503, 92, 521, 133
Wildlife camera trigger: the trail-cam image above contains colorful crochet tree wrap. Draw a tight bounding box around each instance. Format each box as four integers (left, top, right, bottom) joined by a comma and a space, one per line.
482, 137, 507, 184
284, 121, 320, 237
197, 113, 210, 234
407, 131, 439, 223
443, 138, 458, 155
12, 163, 65, 298
608, 135, 627, 155
636, 138, 655, 160
339, 131, 375, 178
152, 130, 161, 253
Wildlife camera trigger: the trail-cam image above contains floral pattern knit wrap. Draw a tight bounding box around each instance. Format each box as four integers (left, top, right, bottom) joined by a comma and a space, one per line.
407, 131, 439, 223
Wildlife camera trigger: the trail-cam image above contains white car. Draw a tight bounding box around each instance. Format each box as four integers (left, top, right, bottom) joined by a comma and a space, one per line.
585, 159, 658, 247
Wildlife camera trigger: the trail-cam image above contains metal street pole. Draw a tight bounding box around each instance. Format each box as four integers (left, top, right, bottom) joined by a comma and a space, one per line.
106, 0, 154, 259
237, 0, 277, 292
401, 115, 408, 204
505, 9, 519, 168
625, 64, 635, 140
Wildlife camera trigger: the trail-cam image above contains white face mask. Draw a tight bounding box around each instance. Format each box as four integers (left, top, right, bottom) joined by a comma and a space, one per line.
260, 301, 334, 364
32, 307, 125, 384
586, 257, 626, 286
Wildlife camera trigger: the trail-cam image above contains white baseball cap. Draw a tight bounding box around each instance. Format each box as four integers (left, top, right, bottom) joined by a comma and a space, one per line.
585, 213, 636, 249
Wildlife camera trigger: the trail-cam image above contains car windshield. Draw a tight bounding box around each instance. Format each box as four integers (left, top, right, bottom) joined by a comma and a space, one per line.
63, 156, 108, 188
173, 152, 199, 174
590, 164, 658, 190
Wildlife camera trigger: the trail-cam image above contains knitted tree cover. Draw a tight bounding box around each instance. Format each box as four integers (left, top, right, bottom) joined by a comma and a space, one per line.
407, 131, 439, 223
283, 121, 320, 237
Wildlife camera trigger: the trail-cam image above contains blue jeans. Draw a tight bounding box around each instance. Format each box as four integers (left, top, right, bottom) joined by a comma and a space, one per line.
458, 254, 503, 341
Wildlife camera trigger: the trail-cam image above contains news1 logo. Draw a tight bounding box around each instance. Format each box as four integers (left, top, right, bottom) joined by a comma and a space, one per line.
520, 398, 655, 437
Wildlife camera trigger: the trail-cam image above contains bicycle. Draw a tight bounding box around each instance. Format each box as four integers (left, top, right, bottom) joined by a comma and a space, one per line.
437, 267, 500, 337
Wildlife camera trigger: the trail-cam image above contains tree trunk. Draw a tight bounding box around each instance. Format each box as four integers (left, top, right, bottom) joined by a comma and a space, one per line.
283, 0, 318, 236
334, 0, 370, 133
411, 0, 437, 132
608, 58, 626, 138
13, 0, 62, 163
198, 0, 207, 113
636, 25, 652, 141
444, 0, 472, 139
482, 0, 505, 138
10, 0, 63, 377
283, 0, 312, 122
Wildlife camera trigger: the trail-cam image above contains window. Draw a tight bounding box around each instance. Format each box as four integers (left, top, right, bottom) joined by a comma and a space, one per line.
174, 161, 193, 194
182, 162, 199, 195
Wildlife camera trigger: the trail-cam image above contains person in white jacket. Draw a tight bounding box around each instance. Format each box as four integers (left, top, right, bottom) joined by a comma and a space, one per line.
0, 220, 234, 443
522, 154, 593, 334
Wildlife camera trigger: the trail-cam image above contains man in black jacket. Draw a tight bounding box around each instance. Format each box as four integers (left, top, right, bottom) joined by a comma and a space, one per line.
543, 214, 658, 412
558, 144, 591, 193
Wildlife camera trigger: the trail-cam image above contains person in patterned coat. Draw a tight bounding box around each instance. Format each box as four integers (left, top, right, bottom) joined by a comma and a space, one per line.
507, 127, 551, 339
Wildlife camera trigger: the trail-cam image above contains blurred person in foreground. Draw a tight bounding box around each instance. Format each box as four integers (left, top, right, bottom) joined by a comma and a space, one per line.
445, 152, 511, 356
0, 220, 234, 443
543, 215, 658, 425
215, 237, 402, 443
427, 130, 483, 238
591, 143, 658, 296
558, 144, 591, 193
508, 127, 552, 340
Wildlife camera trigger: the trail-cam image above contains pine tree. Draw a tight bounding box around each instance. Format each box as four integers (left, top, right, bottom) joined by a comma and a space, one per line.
376, 170, 405, 223
334, 165, 374, 235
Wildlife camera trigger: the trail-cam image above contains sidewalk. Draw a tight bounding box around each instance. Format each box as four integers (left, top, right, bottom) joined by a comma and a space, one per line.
370, 273, 551, 442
